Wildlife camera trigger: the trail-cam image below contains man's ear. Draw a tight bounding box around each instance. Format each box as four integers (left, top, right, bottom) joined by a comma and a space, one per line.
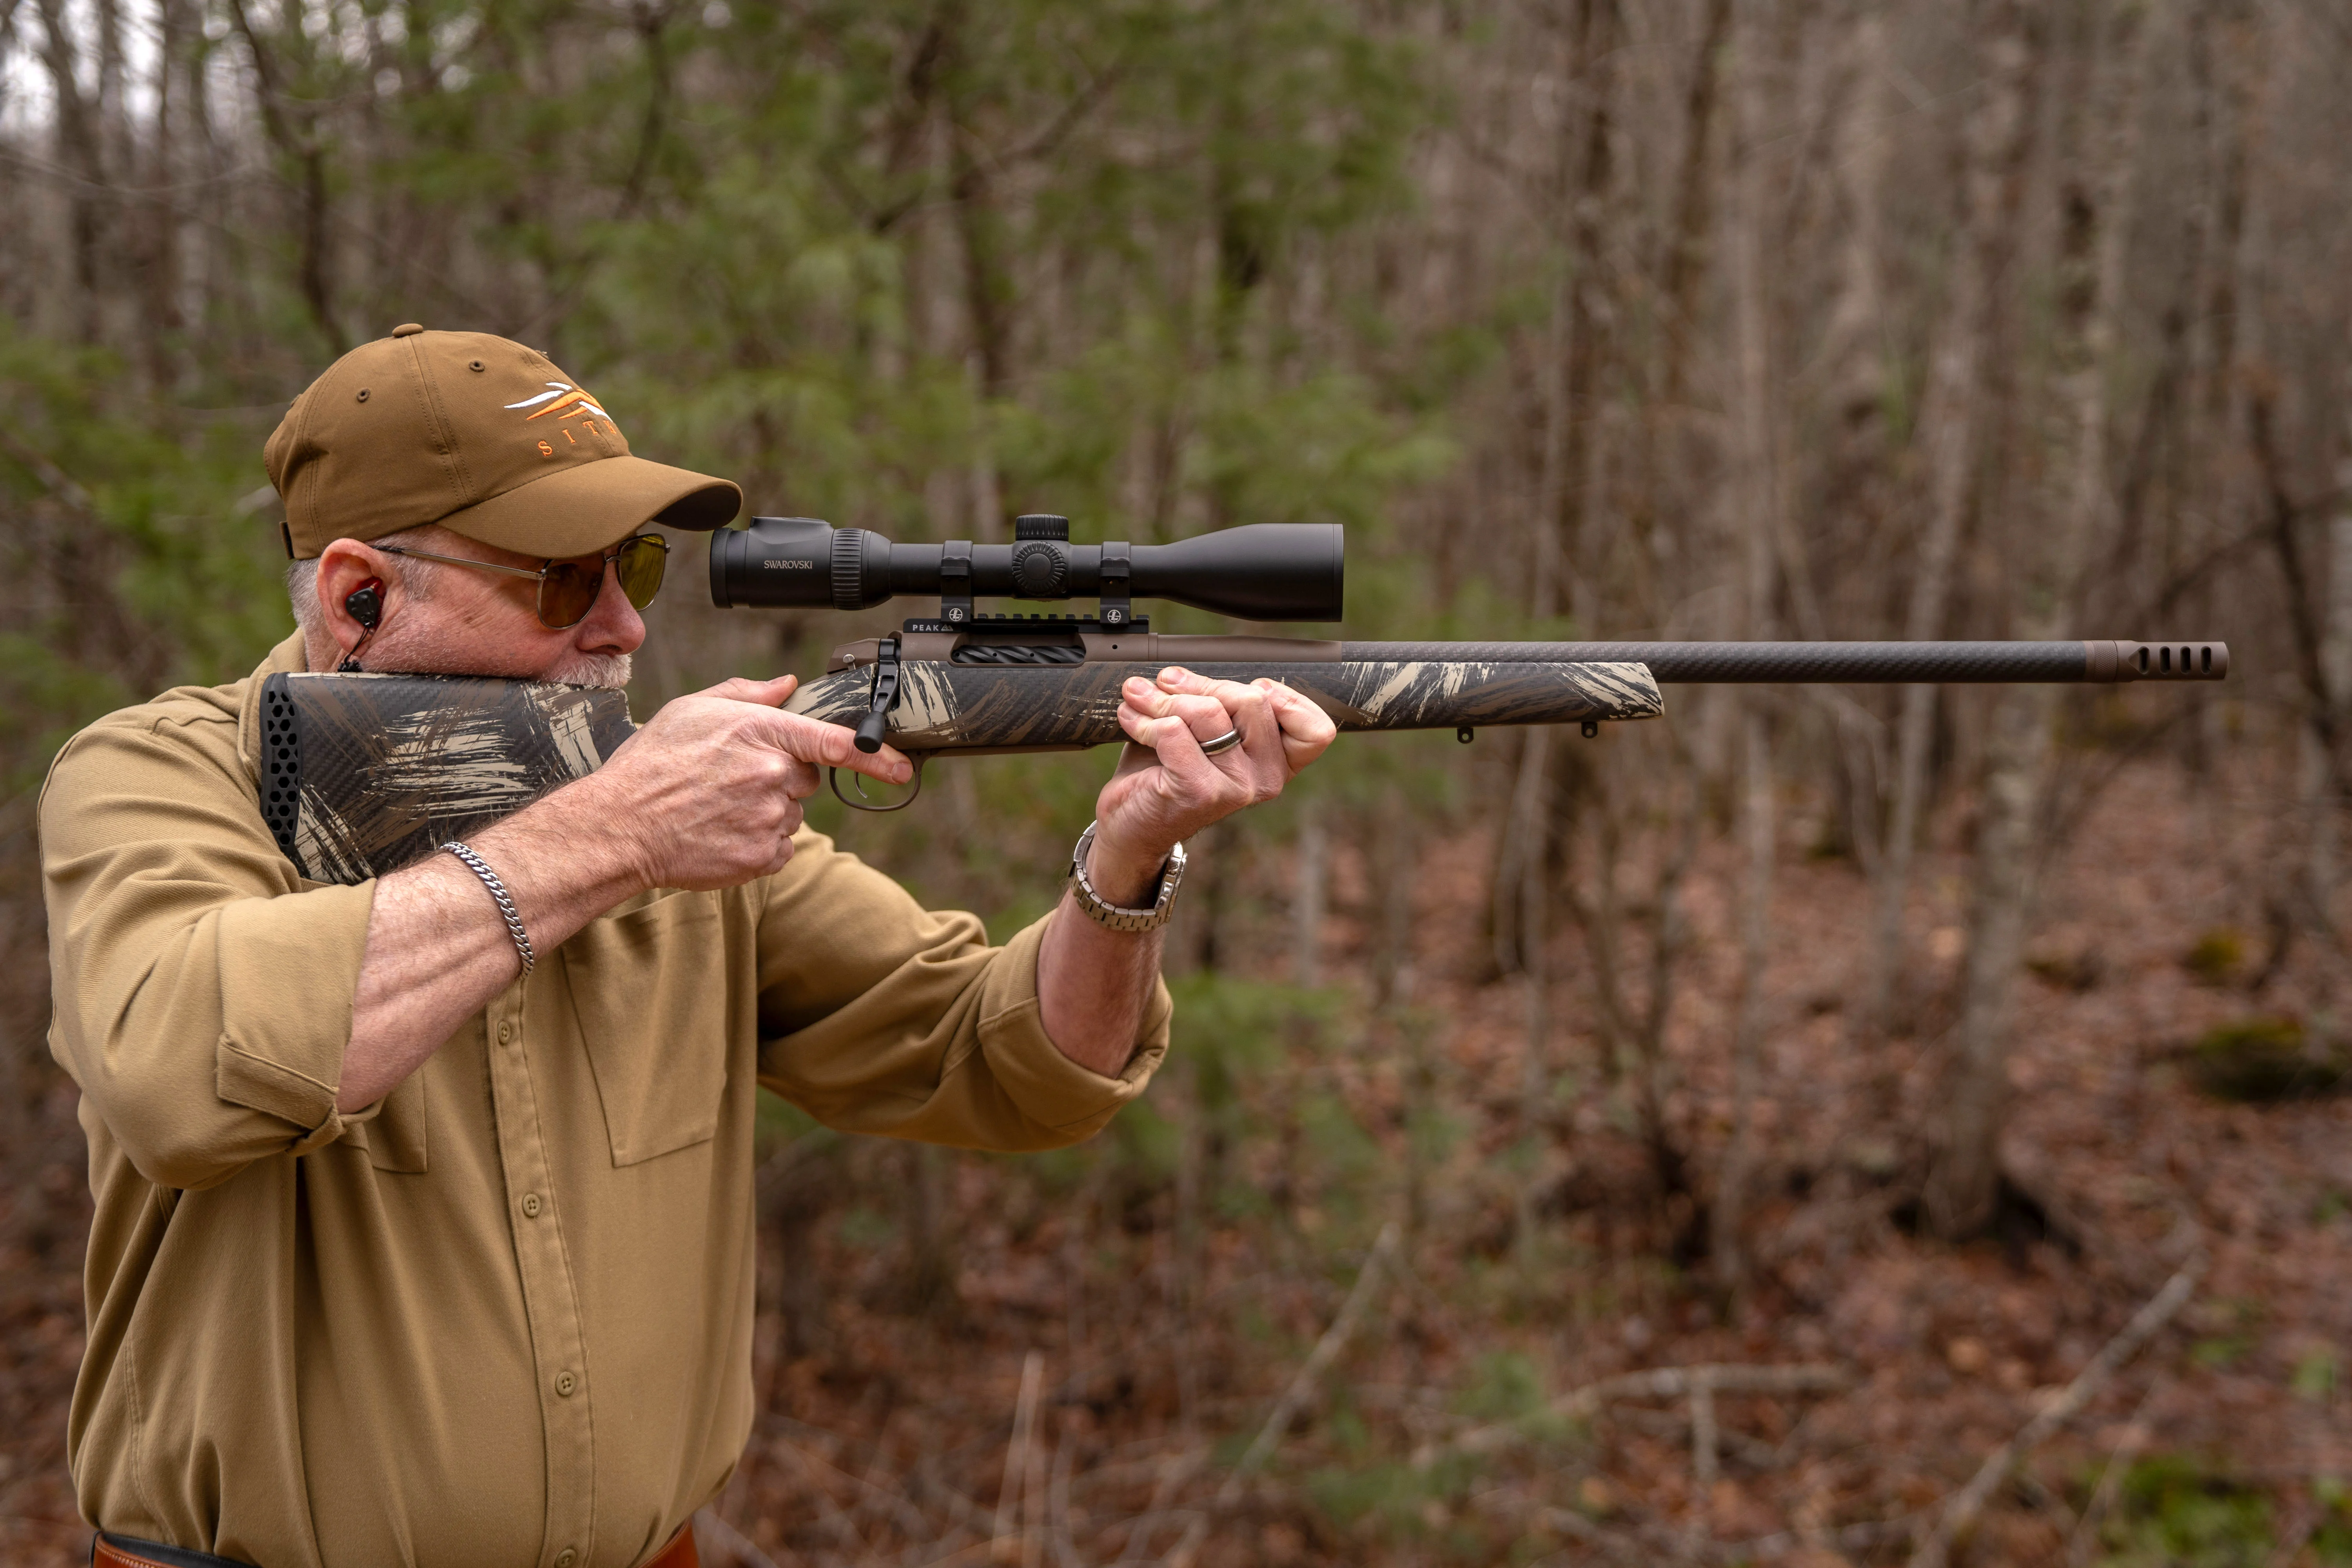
314, 539, 398, 640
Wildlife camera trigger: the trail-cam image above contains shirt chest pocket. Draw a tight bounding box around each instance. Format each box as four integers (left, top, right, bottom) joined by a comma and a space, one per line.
560, 893, 735, 1166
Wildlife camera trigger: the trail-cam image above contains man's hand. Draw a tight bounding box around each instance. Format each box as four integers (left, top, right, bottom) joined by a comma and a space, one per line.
338, 673, 903, 1111
580, 673, 913, 892
1089, 666, 1339, 904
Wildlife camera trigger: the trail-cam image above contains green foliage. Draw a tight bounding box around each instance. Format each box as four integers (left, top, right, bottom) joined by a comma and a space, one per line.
0, 324, 288, 794
1455, 1350, 1546, 1422
1303, 1455, 1477, 1539
1170, 973, 1341, 1112
2294, 1347, 2341, 1402
2190, 1335, 2255, 1370
2310, 1475, 2352, 1564
2189, 1016, 2349, 1103
2183, 928, 2248, 986
2092, 1457, 2274, 1567
837, 1205, 900, 1252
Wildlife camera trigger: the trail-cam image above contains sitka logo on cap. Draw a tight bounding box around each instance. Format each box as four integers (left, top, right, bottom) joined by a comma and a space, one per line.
507, 380, 619, 457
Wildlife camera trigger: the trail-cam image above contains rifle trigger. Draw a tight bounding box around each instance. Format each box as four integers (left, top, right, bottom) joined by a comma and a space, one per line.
1581, 720, 1600, 739
830, 757, 926, 813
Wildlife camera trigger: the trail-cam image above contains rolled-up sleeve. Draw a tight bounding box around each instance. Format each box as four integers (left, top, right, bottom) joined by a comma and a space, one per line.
40, 710, 375, 1189
753, 833, 1169, 1150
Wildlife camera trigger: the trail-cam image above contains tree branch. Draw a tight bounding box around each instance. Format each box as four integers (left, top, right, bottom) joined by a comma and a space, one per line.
1907, 1258, 2203, 1568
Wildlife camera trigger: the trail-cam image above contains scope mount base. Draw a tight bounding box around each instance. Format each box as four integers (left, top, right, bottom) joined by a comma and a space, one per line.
904, 612, 1153, 636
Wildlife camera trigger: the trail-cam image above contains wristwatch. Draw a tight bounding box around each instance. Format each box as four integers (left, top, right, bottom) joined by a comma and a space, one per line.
1067, 821, 1187, 932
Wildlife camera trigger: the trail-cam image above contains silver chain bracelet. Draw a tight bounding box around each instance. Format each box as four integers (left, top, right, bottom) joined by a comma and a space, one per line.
442, 840, 536, 975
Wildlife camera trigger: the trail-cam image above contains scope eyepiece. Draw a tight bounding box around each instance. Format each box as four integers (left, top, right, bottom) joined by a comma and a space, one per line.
710, 516, 1345, 622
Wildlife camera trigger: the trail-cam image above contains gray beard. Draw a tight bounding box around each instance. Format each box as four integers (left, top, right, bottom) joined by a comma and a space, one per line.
546, 653, 632, 690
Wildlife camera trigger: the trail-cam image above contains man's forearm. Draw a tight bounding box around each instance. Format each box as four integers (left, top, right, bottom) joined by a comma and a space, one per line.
336, 781, 647, 1111
1034, 837, 1169, 1078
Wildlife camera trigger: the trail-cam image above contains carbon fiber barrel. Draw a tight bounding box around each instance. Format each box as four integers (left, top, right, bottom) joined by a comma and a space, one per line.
1336, 640, 2228, 684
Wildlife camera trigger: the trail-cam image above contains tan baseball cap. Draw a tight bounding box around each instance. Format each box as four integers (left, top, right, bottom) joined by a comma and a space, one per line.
264, 323, 741, 559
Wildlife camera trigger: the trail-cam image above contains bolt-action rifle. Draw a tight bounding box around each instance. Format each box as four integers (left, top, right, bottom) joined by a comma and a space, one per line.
258, 514, 2226, 882
712, 513, 2227, 812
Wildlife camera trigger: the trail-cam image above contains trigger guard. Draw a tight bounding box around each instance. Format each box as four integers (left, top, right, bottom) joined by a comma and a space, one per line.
829, 758, 926, 813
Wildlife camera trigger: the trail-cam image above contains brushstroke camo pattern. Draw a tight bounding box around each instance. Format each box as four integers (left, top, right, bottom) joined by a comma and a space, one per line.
261, 672, 636, 885
254, 661, 1658, 880
783, 660, 1664, 751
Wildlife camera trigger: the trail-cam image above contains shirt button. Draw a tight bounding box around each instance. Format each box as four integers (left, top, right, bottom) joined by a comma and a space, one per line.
497, 1021, 513, 1045
555, 1551, 576, 1568
520, 1193, 542, 1218
556, 1371, 577, 1397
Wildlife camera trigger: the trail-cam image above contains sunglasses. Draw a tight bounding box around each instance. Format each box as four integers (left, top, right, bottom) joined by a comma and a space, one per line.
378, 533, 670, 630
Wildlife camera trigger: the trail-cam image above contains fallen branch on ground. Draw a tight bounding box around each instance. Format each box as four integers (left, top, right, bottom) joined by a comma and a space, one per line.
1156, 1221, 1404, 1567
1907, 1258, 2204, 1568
2064, 1378, 2163, 1568
1413, 1361, 1854, 1470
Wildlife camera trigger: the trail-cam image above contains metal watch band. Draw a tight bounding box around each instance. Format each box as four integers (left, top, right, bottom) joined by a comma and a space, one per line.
1066, 822, 1186, 933
442, 840, 537, 975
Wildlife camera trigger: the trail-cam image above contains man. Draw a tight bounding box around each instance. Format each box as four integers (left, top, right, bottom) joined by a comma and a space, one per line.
41, 324, 1335, 1568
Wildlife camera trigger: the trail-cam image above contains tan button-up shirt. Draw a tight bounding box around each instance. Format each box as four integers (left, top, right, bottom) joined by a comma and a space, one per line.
41, 633, 1169, 1568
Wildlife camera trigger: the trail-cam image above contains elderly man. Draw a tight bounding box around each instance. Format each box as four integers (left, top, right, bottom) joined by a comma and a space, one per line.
41, 324, 1334, 1568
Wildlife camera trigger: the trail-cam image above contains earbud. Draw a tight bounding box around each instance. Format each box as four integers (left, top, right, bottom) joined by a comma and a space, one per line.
345, 579, 384, 632
338, 577, 386, 672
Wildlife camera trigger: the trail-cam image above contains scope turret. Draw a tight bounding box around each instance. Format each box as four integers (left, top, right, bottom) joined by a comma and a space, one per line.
709, 516, 1345, 624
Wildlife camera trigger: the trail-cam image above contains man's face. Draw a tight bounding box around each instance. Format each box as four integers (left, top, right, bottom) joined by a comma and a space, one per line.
312, 531, 650, 686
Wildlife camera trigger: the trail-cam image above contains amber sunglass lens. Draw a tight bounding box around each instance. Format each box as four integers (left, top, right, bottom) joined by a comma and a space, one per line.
615, 535, 668, 609
537, 561, 602, 630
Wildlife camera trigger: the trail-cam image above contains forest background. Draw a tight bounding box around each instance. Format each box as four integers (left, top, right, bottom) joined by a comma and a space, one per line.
3, 0, 2350, 1563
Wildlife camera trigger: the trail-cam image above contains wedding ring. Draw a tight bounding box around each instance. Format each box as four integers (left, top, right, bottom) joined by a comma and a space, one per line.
1198, 727, 1245, 757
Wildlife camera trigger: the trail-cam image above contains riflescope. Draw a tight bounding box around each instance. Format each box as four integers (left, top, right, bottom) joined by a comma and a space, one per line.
709, 514, 1345, 624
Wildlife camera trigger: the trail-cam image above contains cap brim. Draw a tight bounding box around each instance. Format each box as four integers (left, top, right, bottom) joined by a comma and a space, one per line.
436, 455, 742, 557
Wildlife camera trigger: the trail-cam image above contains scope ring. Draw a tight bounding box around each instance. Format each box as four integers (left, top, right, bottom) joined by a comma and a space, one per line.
830, 758, 927, 813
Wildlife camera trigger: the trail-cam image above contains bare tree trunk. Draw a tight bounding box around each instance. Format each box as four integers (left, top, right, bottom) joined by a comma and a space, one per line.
225, 0, 346, 353
1293, 799, 1325, 987
1816, 0, 1892, 423
37, 0, 107, 343
1509, 720, 1554, 1261
2313, 368, 2352, 927
1659, 0, 1734, 410
1711, 0, 1784, 1299
1816, 0, 1897, 964
1514, 0, 1615, 1254
1926, 0, 2148, 1239
1859, 0, 2041, 1042
901, 1143, 962, 1316
143, 0, 192, 390
1632, 0, 1730, 592
1568, 742, 1703, 1219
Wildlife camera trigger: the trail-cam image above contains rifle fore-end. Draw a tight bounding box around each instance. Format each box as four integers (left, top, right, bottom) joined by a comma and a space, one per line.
783, 657, 1666, 753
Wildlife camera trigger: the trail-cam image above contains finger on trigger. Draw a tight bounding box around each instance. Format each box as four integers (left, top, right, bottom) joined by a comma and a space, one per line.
755, 709, 915, 784
834, 736, 913, 784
